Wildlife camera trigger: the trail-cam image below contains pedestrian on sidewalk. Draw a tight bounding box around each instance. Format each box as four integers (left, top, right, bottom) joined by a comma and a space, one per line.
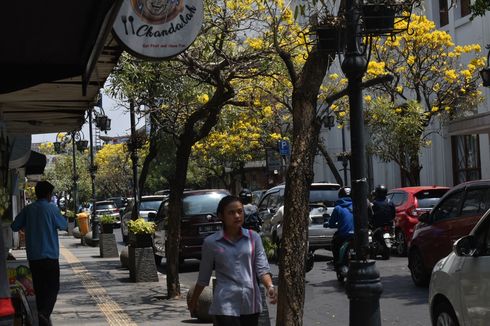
11, 181, 68, 326
188, 195, 277, 326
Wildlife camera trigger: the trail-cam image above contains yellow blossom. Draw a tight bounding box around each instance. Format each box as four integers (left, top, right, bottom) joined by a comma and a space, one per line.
197, 94, 209, 104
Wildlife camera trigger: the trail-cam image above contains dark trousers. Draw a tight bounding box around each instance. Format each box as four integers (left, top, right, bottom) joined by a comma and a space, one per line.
214, 313, 260, 326
29, 259, 60, 325
332, 233, 353, 267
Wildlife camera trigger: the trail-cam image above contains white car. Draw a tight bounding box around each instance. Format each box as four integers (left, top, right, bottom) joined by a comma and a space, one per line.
429, 208, 490, 326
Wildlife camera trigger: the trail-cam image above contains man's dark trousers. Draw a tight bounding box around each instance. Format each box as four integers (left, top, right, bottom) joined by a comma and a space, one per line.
29, 258, 60, 325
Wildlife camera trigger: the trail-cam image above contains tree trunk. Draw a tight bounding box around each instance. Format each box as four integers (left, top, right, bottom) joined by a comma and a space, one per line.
138, 116, 158, 198
165, 86, 234, 299
276, 49, 330, 326
317, 142, 343, 186
166, 135, 193, 298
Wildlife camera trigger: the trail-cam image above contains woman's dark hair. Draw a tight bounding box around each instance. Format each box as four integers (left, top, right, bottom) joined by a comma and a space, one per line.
217, 195, 242, 217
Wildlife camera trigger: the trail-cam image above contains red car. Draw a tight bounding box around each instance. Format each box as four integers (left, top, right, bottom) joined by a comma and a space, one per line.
408, 180, 490, 286
387, 186, 449, 256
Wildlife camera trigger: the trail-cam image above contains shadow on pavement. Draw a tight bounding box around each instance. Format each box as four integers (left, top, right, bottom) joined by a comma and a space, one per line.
379, 273, 428, 305
158, 259, 200, 274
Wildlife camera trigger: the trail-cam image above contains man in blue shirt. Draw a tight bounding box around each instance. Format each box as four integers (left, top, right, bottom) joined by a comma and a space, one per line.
11, 181, 67, 326
328, 187, 354, 267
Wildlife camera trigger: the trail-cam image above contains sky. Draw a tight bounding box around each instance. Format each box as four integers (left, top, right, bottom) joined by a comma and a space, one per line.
31, 93, 146, 144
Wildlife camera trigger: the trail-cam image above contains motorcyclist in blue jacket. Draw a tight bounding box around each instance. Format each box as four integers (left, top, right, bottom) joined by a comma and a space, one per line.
328, 187, 354, 267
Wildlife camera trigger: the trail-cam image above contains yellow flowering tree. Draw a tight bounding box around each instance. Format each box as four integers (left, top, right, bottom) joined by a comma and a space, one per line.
364, 14, 485, 185
94, 143, 133, 198
108, 0, 282, 298
192, 103, 289, 187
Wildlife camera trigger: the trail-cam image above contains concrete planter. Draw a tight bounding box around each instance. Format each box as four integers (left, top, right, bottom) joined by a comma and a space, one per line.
67, 221, 75, 236
99, 233, 118, 258
128, 246, 158, 282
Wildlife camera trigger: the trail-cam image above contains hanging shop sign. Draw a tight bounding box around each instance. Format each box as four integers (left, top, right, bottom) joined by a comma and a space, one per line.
113, 0, 204, 60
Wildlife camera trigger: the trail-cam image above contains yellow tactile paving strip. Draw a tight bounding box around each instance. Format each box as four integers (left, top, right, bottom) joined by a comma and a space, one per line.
60, 246, 138, 326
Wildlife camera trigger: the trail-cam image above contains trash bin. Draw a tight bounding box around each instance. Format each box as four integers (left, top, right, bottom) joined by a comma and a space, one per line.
76, 213, 90, 236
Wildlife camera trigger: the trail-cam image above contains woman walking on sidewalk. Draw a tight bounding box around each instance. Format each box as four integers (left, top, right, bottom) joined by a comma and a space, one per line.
188, 195, 277, 326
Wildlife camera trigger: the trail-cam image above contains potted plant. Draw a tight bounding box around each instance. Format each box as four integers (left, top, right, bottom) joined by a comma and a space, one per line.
127, 218, 156, 248
100, 215, 117, 234
65, 210, 76, 236
361, 0, 413, 35
316, 13, 345, 53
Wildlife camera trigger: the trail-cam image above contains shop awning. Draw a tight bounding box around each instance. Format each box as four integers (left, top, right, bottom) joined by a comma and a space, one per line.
0, 0, 123, 134
24, 151, 47, 176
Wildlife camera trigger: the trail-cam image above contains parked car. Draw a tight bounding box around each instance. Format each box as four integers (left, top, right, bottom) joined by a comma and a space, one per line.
258, 182, 340, 250
121, 195, 166, 243
408, 179, 490, 287
152, 189, 230, 265
94, 200, 120, 227
275, 203, 335, 253
429, 207, 490, 325
252, 189, 267, 206
387, 186, 449, 256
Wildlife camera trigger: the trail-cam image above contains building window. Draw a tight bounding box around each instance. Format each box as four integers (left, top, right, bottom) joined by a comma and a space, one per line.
452, 135, 481, 185
439, 0, 449, 26
460, 0, 471, 17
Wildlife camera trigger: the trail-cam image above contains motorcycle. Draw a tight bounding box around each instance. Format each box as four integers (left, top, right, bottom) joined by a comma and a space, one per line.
335, 238, 355, 283
369, 223, 394, 260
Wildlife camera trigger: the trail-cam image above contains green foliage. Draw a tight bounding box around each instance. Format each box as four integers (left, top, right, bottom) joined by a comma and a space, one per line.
99, 214, 117, 224
261, 236, 277, 261
366, 98, 429, 167
127, 218, 156, 234
470, 0, 490, 19
44, 150, 91, 207
65, 210, 76, 221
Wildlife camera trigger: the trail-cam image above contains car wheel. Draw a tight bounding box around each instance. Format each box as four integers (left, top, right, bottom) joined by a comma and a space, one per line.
154, 255, 163, 266
382, 245, 390, 260
434, 301, 459, 326
122, 227, 128, 244
409, 249, 429, 287
395, 230, 407, 256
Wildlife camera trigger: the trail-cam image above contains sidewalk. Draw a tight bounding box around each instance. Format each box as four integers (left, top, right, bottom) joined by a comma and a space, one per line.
11, 234, 197, 325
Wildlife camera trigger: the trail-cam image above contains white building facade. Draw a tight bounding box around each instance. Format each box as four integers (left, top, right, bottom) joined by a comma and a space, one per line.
314, 2, 490, 191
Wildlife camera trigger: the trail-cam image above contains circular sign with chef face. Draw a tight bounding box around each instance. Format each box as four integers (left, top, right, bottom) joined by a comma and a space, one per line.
113, 0, 204, 59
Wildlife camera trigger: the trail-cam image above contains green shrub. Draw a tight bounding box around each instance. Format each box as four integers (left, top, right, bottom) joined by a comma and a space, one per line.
100, 214, 117, 224
261, 236, 277, 261
65, 210, 76, 222
127, 218, 156, 234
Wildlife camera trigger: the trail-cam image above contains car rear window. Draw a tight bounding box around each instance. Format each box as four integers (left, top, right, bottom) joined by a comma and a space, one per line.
183, 192, 228, 216
140, 200, 162, 211
415, 189, 449, 209
96, 203, 115, 210
309, 189, 339, 207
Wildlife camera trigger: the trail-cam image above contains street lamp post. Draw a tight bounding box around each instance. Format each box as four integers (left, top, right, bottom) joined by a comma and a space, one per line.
480, 44, 490, 87
70, 133, 79, 217
88, 109, 98, 242
341, 3, 382, 325
88, 93, 111, 242
316, 1, 418, 324
55, 132, 88, 219
129, 100, 140, 220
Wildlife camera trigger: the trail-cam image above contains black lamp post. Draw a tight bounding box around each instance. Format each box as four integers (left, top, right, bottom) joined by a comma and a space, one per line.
316, 1, 417, 325
87, 91, 110, 243
480, 44, 490, 87
55, 131, 87, 218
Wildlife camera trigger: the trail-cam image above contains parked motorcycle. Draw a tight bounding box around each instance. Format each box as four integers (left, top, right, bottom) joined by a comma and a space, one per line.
369, 223, 394, 260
